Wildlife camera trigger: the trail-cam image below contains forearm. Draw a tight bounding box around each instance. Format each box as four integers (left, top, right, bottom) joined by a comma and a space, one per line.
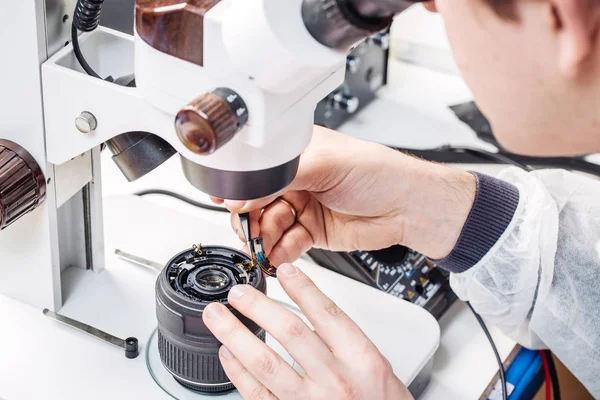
397, 158, 522, 270
397, 160, 478, 260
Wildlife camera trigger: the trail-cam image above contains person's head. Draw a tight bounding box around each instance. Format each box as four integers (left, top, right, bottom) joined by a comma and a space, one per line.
423, 0, 600, 156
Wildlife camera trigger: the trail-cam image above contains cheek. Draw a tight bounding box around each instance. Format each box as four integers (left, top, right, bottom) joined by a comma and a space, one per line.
436, 1, 506, 95
435, 1, 496, 85
436, 1, 557, 149
495, 132, 569, 157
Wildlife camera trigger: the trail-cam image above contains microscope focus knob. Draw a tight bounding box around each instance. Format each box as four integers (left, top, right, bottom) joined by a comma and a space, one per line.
0, 140, 46, 230
175, 88, 249, 155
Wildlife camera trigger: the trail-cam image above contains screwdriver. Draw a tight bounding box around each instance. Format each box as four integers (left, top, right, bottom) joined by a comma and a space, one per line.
239, 212, 255, 258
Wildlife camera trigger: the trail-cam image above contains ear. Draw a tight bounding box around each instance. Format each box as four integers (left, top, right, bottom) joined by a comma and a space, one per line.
551, 0, 600, 76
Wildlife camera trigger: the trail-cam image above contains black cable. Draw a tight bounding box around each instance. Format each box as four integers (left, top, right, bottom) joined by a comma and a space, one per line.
71, 0, 106, 79
396, 146, 600, 177
467, 302, 508, 400
544, 350, 562, 400
439, 145, 533, 171
395, 145, 533, 171
71, 24, 101, 79
134, 189, 230, 213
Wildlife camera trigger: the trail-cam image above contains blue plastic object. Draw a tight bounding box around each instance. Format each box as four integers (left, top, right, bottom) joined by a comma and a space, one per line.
487, 348, 544, 400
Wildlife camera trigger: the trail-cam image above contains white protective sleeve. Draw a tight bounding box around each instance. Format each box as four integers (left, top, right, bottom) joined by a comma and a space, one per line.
450, 168, 600, 397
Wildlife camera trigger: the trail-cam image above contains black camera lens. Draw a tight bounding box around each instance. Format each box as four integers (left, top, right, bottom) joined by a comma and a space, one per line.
156, 246, 266, 393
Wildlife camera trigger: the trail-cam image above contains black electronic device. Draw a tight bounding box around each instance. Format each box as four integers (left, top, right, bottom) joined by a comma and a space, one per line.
308, 245, 457, 320
315, 31, 390, 129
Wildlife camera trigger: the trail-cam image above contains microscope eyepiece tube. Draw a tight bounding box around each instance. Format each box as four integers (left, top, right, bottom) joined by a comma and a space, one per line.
301, 0, 392, 50
302, 0, 418, 50
105, 132, 177, 182
348, 0, 418, 19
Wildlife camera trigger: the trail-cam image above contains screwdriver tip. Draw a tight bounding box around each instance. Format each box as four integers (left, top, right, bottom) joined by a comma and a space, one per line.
239, 213, 251, 242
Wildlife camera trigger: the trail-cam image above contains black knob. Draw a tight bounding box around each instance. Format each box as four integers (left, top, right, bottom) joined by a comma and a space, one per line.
371, 32, 390, 50
0, 140, 46, 230
125, 337, 139, 359
370, 245, 409, 266
333, 92, 360, 114
346, 56, 361, 74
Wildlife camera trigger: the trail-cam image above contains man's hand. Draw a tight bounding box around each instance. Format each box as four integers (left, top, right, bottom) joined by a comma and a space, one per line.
214, 126, 476, 265
203, 263, 413, 400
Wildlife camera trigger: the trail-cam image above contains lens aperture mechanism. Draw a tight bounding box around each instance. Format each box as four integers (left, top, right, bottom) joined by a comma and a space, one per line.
156, 245, 267, 393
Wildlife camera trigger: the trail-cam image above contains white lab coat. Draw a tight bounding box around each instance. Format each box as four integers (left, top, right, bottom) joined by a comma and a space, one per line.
450, 168, 600, 397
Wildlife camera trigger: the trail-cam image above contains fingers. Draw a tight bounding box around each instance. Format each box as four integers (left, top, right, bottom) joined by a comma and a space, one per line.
224, 193, 281, 214
217, 128, 337, 215
218, 347, 277, 400
241, 243, 250, 256
210, 196, 225, 205
231, 210, 262, 243
216, 126, 361, 216
276, 264, 376, 359
267, 224, 314, 267
230, 193, 314, 258
211, 193, 282, 215
258, 194, 306, 253
203, 302, 303, 399
226, 284, 335, 378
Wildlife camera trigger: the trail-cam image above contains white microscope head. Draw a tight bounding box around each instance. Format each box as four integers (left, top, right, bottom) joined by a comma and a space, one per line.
134, 0, 347, 200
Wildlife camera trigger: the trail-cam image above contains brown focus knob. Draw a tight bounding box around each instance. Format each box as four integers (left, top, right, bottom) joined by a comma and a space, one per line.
175, 88, 248, 155
0, 140, 46, 230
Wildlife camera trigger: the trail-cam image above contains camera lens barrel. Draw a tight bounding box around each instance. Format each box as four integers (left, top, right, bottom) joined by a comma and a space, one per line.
156, 246, 267, 393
